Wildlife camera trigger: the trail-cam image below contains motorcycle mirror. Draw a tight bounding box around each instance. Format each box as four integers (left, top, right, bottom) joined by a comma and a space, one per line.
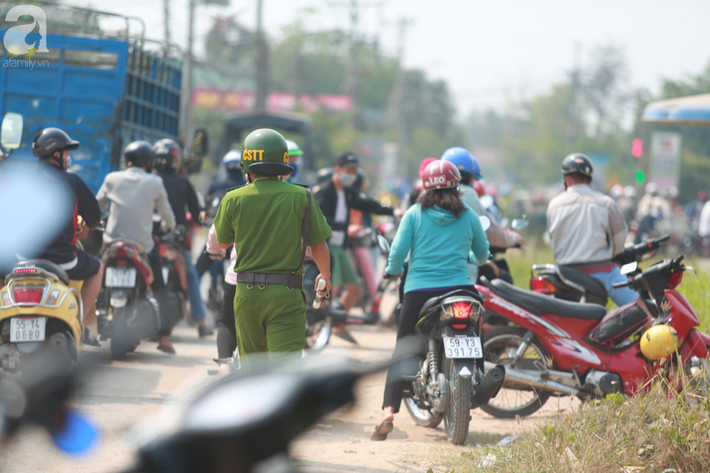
620, 262, 638, 275
192, 128, 209, 157
1, 112, 23, 150
500, 217, 509, 228
377, 235, 390, 254
479, 215, 491, 232
479, 195, 494, 209
511, 218, 528, 230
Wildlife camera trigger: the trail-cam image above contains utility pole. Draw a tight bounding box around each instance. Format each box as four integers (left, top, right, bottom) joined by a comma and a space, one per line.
254, 0, 269, 111
181, 0, 196, 152
567, 42, 582, 149
384, 17, 414, 183
163, 0, 171, 53
328, 0, 381, 108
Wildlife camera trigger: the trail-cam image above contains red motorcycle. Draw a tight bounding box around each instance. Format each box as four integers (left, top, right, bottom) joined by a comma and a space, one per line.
477, 255, 710, 418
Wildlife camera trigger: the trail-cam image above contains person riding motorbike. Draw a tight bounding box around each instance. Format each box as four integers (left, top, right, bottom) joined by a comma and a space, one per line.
442, 147, 521, 283
153, 139, 213, 338
313, 152, 402, 341
546, 153, 636, 307
372, 159, 489, 441
96, 141, 178, 353
205, 224, 238, 361
401, 157, 437, 210
26, 128, 104, 344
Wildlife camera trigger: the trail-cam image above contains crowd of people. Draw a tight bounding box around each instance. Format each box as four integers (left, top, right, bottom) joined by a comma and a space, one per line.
4, 124, 706, 445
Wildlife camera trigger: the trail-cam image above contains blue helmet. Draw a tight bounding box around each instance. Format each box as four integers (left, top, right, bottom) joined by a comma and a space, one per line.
441, 147, 482, 179
222, 150, 242, 172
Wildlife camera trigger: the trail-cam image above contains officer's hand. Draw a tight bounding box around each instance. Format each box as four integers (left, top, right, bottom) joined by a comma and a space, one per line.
315, 274, 332, 297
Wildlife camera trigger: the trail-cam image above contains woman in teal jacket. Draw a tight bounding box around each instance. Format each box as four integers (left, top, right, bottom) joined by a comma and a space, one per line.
371, 159, 489, 441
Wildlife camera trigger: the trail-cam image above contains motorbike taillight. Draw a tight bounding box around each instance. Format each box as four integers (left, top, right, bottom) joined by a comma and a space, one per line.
452, 302, 472, 319
13, 287, 44, 304
669, 272, 683, 289
530, 277, 557, 294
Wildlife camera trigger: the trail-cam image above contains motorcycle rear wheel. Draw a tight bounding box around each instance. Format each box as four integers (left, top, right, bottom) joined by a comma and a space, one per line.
481, 326, 552, 418
110, 308, 131, 360
443, 357, 471, 445
403, 396, 443, 428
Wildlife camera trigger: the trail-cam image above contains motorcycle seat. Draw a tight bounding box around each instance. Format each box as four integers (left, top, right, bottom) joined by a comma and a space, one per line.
557, 266, 608, 300
418, 289, 481, 318
8, 259, 70, 286
484, 278, 607, 320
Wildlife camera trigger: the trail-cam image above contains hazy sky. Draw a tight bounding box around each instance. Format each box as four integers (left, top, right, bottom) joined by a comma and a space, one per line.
77, 0, 710, 116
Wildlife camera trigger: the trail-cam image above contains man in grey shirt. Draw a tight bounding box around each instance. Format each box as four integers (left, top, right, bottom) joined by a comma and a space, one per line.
546, 153, 635, 307
96, 141, 178, 353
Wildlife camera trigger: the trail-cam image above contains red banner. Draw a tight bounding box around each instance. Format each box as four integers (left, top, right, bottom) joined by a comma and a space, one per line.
192, 87, 353, 113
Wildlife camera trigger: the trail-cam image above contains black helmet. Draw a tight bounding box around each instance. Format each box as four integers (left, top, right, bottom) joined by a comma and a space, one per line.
32, 128, 80, 159
561, 153, 593, 178
124, 141, 154, 168
316, 167, 334, 184
153, 138, 183, 171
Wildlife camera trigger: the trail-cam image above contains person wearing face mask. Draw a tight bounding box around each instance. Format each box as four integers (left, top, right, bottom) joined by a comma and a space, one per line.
313, 152, 401, 341
30, 128, 104, 344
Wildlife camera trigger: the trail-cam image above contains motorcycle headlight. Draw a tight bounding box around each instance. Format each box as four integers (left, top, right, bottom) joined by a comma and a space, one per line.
110, 289, 129, 308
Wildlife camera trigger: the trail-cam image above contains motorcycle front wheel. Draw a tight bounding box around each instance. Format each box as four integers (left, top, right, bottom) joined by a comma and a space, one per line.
443, 357, 471, 445
683, 356, 710, 405
305, 316, 332, 352
403, 396, 443, 428
481, 326, 551, 418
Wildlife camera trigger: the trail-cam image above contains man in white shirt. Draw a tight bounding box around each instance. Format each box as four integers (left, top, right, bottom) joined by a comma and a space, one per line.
547, 153, 636, 307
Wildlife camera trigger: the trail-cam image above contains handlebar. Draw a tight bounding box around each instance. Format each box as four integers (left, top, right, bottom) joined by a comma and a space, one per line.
612, 234, 670, 265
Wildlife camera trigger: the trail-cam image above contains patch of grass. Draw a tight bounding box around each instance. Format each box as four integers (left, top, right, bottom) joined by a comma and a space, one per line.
449, 384, 710, 473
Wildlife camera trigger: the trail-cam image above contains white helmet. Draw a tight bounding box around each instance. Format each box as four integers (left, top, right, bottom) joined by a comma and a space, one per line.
611, 184, 623, 200
222, 150, 242, 172
623, 185, 636, 198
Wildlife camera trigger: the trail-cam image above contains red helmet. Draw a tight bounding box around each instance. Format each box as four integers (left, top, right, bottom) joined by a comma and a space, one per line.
422, 160, 461, 190
419, 157, 438, 179
473, 179, 486, 197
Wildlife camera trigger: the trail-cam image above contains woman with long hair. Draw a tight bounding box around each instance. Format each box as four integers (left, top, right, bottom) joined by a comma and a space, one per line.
371, 159, 489, 441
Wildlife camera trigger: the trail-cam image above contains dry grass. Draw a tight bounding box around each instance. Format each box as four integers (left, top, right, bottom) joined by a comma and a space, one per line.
446, 383, 710, 473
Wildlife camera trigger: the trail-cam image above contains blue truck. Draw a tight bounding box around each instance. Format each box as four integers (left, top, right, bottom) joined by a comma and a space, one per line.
0, 3, 182, 192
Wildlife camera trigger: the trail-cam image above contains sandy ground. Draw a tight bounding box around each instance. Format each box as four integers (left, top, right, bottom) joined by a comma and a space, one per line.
291, 324, 578, 473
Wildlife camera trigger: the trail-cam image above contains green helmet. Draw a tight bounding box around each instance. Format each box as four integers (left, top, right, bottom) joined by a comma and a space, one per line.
286, 140, 303, 157
241, 129, 293, 176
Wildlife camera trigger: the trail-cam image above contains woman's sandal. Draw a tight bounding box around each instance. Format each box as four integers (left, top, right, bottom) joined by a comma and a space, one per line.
370, 421, 393, 441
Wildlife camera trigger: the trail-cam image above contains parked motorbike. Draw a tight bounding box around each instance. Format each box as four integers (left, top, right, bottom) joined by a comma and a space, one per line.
477, 254, 710, 419
97, 240, 161, 359
0, 260, 84, 379
530, 235, 670, 306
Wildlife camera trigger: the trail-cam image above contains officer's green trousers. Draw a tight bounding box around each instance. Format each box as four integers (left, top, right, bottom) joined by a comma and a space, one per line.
233, 282, 306, 360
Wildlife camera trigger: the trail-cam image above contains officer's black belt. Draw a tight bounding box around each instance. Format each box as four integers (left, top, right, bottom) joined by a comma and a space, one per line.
237, 272, 303, 289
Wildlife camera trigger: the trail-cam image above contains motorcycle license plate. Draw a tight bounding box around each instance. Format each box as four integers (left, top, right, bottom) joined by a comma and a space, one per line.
105, 267, 137, 287
443, 336, 482, 359
10, 317, 46, 342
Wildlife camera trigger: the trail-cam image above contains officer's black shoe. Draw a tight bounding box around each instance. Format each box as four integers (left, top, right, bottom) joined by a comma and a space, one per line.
199, 325, 215, 338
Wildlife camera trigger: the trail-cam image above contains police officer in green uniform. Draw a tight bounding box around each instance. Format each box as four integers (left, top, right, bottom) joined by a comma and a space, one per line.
213, 129, 332, 358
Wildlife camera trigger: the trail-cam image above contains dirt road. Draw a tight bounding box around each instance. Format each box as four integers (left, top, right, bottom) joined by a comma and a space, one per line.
292, 324, 577, 473
0, 318, 575, 472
